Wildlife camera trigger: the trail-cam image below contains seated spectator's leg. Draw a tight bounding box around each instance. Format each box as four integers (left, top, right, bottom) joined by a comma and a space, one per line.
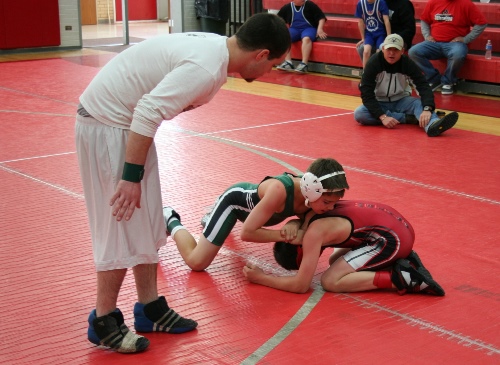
357, 43, 376, 63
362, 32, 375, 68
394, 96, 423, 124
408, 41, 443, 84
285, 27, 302, 62
441, 41, 468, 85
362, 44, 373, 68
300, 27, 317, 64
356, 43, 364, 62
374, 32, 386, 52
354, 105, 382, 125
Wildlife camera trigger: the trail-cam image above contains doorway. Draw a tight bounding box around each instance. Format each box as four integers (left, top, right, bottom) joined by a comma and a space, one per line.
80, 0, 97, 25
81, 0, 170, 49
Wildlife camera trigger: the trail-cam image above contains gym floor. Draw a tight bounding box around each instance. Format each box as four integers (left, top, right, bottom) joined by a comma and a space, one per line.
0, 23, 499, 365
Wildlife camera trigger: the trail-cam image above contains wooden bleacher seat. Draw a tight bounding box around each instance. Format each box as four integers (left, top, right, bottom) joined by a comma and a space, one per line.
263, 0, 500, 94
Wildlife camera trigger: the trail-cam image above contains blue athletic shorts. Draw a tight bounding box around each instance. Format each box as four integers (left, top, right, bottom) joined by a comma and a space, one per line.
289, 27, 317, 43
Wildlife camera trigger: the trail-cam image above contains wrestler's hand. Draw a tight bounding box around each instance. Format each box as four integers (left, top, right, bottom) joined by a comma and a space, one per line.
110, 180, 142, 221
288, 229, 305, 245
317, 30, 327, 40
280, 220, 301, 242
242, 263, 265, 283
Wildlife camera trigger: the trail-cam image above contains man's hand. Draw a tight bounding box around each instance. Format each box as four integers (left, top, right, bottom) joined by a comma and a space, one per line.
451, 37, 465, 43
425, 36, 436, 42
419, 110, 432, 128
110, 180, 142, 221
381, 115, 400, 129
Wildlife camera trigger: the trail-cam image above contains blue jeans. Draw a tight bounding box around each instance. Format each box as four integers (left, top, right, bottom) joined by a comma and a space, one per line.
354, 96, 439, 133
408, 41, 468, 85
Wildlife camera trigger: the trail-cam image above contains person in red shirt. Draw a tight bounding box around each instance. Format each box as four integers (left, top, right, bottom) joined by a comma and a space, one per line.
408, 0, 487, 95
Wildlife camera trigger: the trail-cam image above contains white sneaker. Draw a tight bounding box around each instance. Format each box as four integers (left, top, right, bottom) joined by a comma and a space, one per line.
295, 62, 308, 73
276, 61, 294, 71
163, 206, 180, 235
441, 84, 454, 95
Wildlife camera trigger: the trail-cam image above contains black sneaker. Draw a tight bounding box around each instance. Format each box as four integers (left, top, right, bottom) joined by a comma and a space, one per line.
436, 110, 446, 118
88, 309, 150, 353
405, 114, 419, 125
391, 258, 445, 296
134, 296, 198, 333
427, 111, 459, 137
406, 251, 433, 278
429, 82, 442, 92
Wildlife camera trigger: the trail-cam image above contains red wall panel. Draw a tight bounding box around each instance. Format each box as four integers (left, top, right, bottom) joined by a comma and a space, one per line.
0, 0, 60, 49
115, 0, 157, 22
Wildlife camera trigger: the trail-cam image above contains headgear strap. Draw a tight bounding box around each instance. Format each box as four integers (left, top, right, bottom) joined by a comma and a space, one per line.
300, 171, 346, 205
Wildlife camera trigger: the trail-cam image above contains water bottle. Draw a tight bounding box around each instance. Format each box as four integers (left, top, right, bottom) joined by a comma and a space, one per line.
485, 40, 492, 60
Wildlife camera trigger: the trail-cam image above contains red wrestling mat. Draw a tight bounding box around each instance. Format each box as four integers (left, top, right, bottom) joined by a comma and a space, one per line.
0, 58, 499, 365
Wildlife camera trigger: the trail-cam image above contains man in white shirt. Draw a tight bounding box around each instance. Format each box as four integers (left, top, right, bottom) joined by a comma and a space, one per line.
76, 13, 290, 353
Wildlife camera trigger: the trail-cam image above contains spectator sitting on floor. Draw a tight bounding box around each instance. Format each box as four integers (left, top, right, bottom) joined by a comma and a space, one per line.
354, 34, 459, 137
276, 0, 327, 73
408, 0, 487, 95
355, 0, 391, 69
356, 0, 416, 61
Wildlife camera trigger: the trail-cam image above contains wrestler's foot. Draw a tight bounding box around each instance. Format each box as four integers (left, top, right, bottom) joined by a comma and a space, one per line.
391, 258, 445, 296
405, 251, 433, 279
163, 206, 182, 236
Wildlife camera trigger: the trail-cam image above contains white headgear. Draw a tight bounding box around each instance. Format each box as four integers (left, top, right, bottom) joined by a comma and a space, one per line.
300, 171, 346, 204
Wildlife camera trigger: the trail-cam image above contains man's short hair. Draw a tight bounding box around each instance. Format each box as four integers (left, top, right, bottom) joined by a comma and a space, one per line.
235, 13, 291, 60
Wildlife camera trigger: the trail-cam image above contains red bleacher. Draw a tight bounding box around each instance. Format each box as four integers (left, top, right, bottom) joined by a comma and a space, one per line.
263, 0, 500, 85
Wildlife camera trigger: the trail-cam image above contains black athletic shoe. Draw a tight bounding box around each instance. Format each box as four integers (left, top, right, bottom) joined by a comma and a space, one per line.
391, 258, 445, 296
405, 114, 419, 125
88, 309, 150, 353
429, 82, 442, 92
405, 251, 433, 278
427, 111, 459, 137
134, 296, 198, 333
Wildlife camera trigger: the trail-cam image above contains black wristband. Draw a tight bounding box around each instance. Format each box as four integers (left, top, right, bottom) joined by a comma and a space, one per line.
122, 162, 145, 183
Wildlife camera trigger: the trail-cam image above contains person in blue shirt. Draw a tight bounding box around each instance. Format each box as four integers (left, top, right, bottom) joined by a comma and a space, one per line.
355, 0, 391, 69
276, 0, 327, 73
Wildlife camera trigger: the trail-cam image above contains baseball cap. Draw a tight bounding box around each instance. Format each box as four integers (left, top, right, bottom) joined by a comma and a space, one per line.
383, 34, 404, 50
